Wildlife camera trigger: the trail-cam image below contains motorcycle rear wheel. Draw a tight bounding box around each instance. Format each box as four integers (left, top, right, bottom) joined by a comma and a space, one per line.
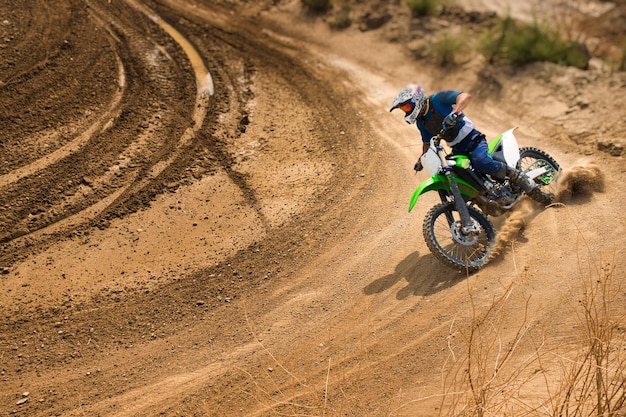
423, 201, 495, 272
518, 147, 560, 196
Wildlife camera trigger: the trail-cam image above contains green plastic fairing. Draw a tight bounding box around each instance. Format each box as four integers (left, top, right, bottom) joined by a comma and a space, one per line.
488, 133, 503, 153
450, 154, 471, 169
408, 174, 480, 212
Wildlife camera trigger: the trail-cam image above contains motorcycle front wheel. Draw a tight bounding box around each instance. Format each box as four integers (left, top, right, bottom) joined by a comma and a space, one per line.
423, 202, 495, 272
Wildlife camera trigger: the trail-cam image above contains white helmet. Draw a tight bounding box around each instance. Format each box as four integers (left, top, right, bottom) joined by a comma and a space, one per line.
389, 84, 427, 124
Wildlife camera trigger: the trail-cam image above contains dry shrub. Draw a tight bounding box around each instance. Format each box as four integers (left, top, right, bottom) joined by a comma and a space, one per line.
549, 260, 626, 416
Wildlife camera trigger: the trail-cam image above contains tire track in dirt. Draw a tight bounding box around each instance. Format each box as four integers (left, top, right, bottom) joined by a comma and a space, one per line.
0, 0, 204, 263
0, 1, 366, 415
0, 54, 126, 188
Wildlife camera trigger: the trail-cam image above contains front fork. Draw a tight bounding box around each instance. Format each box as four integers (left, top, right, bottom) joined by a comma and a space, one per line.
435, 142, 477, 234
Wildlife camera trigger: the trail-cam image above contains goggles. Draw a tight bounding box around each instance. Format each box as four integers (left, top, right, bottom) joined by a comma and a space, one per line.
399, 101, 415, 113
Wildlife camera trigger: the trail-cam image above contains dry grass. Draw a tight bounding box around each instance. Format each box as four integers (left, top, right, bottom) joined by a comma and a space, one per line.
547, 258, 626, 416
438, 237, 625, 416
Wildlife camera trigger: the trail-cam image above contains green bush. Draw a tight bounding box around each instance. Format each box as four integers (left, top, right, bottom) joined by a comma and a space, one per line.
479, 15, 515, 63
479, 17, 589, 69
406, 0, 438, 17
301, 0, 331, 13
432, 31, 464, 66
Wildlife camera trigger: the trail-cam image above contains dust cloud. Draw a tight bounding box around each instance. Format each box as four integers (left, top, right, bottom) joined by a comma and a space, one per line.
490, 199, 537, 258
490, 160, 605, 259
554, 159, 605, 202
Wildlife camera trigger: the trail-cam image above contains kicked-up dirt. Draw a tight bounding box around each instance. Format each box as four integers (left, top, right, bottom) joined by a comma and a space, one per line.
1, 0, 625, 416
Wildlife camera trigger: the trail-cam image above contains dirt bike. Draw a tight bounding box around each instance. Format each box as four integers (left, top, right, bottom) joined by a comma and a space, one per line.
409, 127, 560, 272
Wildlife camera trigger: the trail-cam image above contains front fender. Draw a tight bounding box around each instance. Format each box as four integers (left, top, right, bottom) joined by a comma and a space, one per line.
408, 174, 480, 212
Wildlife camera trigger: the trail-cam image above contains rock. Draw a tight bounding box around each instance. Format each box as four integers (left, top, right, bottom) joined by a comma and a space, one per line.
17, 392, 29, 405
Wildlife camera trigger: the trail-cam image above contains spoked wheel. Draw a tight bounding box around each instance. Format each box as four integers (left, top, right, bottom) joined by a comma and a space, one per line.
423, 202, 495, 272
518, 147, 560, 197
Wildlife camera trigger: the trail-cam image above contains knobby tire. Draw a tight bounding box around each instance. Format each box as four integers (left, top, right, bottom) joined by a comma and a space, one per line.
422, 201, 495, 272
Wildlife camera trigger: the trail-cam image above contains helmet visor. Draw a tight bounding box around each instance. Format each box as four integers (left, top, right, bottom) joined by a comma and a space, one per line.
399, 101, 415, 113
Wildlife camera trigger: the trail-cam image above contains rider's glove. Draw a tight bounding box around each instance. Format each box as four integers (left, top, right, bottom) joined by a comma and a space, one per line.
443, 112, 460, 129
414, 159, 423, 172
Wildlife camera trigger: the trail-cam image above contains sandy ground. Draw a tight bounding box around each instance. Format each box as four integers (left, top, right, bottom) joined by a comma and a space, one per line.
0, 0, 625, 416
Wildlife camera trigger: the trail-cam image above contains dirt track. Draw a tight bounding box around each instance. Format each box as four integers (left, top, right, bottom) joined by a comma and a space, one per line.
1, 1, 625, 416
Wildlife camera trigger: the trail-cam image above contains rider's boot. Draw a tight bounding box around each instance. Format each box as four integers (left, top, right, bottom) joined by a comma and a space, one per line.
506, 167, 554, 206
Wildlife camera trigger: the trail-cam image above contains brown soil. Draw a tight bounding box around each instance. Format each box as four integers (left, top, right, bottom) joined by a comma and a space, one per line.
1, 1, 625, 416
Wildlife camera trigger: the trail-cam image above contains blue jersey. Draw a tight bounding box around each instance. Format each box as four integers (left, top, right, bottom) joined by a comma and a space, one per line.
416, 90, 475, 146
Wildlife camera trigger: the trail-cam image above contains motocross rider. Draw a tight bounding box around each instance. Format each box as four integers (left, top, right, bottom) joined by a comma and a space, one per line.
389, 84, 554, 205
